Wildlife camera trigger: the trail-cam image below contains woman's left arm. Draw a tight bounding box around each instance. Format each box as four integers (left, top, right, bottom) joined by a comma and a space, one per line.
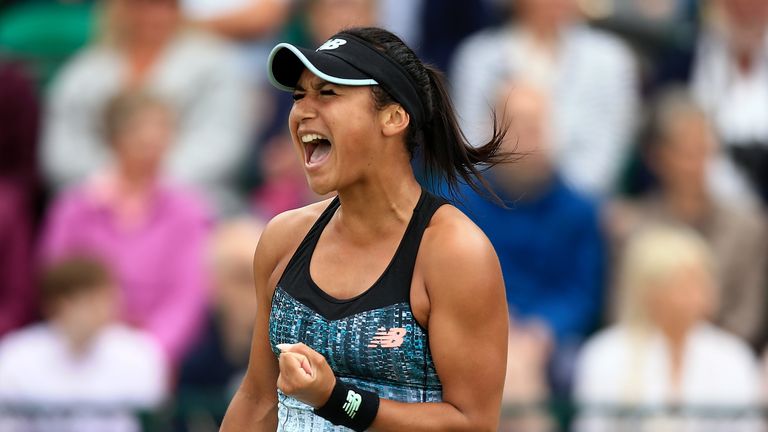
279, 210, 509, 431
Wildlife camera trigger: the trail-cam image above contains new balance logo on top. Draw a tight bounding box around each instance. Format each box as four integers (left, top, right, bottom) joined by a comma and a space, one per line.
317, 38, 347, 51
343, 390, 362, 418
367, 327, 406, 348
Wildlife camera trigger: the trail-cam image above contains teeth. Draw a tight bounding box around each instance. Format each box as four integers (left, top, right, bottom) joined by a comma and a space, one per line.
301, 133, 327, 143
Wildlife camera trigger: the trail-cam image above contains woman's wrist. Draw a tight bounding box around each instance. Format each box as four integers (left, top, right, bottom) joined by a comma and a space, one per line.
313, 380, 380, 431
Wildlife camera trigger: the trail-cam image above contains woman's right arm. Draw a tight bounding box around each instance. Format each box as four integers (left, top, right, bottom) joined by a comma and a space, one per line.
219, 216, 288, 431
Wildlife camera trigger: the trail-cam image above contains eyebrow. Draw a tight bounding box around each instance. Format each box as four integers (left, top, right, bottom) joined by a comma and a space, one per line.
312, 80, 333, 91
294, 78, 337, 93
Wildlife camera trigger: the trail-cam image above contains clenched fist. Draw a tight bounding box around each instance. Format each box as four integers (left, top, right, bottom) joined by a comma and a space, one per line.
276, 343, 337, 408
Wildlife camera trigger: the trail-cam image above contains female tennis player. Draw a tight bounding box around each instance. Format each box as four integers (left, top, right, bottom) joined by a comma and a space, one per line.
220, 26, 510, 431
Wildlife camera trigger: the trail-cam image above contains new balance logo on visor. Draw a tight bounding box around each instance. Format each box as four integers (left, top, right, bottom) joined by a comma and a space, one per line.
367, 327, 406, 348
343, 390, 362, 418
317, 38, 347, 51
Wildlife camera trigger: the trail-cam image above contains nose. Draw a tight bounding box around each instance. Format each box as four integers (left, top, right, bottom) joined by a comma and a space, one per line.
290, 95, 318, 123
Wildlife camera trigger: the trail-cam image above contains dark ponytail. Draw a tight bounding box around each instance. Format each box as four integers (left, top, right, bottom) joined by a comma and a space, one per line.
342, 27, 515, 202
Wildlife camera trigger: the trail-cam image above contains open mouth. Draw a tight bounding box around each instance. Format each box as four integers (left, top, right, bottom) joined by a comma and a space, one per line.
301, 133, 332, 166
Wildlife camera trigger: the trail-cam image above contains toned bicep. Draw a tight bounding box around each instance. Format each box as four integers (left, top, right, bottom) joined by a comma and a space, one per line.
426, 226, 509, 426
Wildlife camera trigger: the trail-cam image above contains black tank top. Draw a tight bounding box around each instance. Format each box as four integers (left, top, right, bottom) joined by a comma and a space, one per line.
269, 189, 447, 431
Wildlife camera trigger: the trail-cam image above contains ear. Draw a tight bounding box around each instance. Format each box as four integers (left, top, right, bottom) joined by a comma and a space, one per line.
380, 104, 410, 137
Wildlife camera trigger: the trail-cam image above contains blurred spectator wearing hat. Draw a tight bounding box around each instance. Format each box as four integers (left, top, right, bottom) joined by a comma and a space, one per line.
575, 225, 763, 431
41, 0, 253, 214
450, 0, 639, 197
0, 256, 168, 432
607, 89, 768, 348
39, 90, 212, 364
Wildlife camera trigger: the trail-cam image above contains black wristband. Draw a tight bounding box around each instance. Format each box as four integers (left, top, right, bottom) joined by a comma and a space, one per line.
313, 380, 380, 431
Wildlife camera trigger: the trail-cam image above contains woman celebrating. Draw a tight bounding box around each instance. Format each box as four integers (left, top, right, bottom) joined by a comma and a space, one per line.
221, 27, 510, 431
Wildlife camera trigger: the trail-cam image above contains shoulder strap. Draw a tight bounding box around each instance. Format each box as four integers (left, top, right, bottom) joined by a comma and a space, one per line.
276, 196, 340, 289
380, 190, 448, 300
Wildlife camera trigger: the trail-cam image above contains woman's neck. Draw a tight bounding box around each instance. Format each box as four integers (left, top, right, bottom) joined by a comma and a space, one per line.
335, 172, 422, 242
116, 163, 158, 194
660, 323, 693, 398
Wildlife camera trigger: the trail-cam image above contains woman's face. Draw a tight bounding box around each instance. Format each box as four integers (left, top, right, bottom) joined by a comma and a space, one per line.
646, 263, 716, 334
111, 105, 175, 177
653, 114, 715, 192
288, 70, 383, 195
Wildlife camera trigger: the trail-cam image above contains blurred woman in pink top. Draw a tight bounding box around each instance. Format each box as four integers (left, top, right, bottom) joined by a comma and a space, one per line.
39, 90, 212, 364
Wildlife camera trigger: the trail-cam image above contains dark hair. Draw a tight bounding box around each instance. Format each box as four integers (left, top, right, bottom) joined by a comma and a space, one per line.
40, 256, 114, 309
342, 27, 514, 201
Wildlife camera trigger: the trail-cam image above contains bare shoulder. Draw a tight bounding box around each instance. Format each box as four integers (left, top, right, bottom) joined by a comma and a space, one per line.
419, 204, 502, 297
253, 197, 336, 293
422, 204, 497, 264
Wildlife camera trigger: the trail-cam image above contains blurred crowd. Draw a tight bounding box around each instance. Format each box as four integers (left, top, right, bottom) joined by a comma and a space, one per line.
1, 0, 768, 431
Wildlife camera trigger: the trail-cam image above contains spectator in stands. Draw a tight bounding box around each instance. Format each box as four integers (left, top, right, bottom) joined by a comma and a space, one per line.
183, 0, 293, 41
0, 61, 39, 337
451, 0, 638, 196
0, 183, 34, 339
306, 0, 377, 44
575, 225, 763, 432
450, 81, 605, 396
175, 217, 263, 431
690, 0, 768, 205
42, 0, 253, 213
39, 90, 211, 363
607, 89, 768, 347
0, 256, 167, 432
0, 61, 39, 195
499, 321, 556, 432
